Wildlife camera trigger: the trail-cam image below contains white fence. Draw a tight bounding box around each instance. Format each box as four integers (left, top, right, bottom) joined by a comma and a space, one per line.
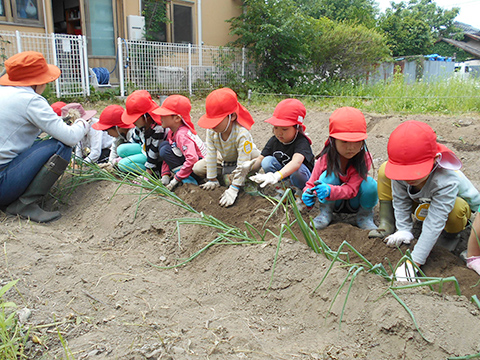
0, 30, 89, 97
117, 39, 255, 96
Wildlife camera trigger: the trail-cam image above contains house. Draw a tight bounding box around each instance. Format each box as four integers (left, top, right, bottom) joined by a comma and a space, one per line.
0, 0, 243, 83
441, 22, 480, 59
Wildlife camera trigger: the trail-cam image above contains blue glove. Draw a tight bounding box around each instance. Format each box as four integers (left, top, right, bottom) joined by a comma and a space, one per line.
314, 183, 331, 201
302, 190, 316, 207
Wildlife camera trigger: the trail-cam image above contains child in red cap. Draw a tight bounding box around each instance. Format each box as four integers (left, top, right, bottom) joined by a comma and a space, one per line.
151, 95, 206, 191
92, 105, 142, 166
302, 107, 378, 231
249, 99, 314, 194
373, 120, 480, 281
194, 88, 260, 207
465, 212, 480, 276
120, 90, 168, 174
51, 101, 67, 116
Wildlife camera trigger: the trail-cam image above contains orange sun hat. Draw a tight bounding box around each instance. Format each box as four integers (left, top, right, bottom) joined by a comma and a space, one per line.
152, 95, 197, 134
121, 90, 161, 125
198, 88, 254, 130
0, 51, 61, 86
92, 105, 134, 131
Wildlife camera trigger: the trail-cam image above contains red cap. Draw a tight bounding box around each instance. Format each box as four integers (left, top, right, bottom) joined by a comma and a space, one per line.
0, 51, 61, 86
92, 105, 134, 130
386, 121, 438, 180
265, 99, 307, 132
152, 95, 196, 134
51, 101, 67, 116
61, 103, 97, 121
121, 90, 161, 125
329, 107, 367, 142
198, 88, 254, 130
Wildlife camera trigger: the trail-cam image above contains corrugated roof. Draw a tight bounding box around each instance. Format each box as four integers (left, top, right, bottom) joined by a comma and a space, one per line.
454, 21, 480, 35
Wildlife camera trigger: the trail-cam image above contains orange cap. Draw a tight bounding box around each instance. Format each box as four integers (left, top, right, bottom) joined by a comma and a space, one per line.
329, 107, 367, 142
92, 105, 134, 131
121, 90, 161, 125
198, 88, 254, 130
152, 95, 196, 134
0, 51, 61, 86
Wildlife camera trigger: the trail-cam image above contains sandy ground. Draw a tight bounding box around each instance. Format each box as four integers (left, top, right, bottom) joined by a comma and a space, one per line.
1, 107, 480, 359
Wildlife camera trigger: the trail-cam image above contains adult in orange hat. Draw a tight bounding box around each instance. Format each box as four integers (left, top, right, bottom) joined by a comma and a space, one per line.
151, 95, 206, 190
370, 120, 480, 282
249, 99, 314, 198
0, 51, 89, 223
118, 90, 167, 175
302, 106, 378, 231
194, 88, 260, 207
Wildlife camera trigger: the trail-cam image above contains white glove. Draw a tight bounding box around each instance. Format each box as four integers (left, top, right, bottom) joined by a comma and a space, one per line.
249, 172, 282, 188
161, 175, 171, 185
166, 178, 180, 191
231, 159, 257, 181
219, 185, 239, 207
384, 230, 414, 247
200, 179, 220, 191
394, 261, 419, 282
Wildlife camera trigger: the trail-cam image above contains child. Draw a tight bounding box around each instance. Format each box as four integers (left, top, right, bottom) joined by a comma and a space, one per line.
194, 88, 260, 207
151, 95, 206, 191
374, 120, 480, 280
466, 212, 480, 276
249, 98, 314, 194
301, 107, 378, 230
61, 103, 114, 164
51, 101, 66, 116
120, 90, 168, 175
91, 105, 140, 166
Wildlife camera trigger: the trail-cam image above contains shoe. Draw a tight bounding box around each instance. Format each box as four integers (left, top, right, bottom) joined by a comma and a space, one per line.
356, 206, 378, 230
368, 200, 395, 238
313, 202, 334, 230
6, 154, 68, 223
436, 231, 461, 252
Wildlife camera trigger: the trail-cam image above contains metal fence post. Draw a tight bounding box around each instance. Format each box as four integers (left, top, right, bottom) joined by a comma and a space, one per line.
15, 30, 22, 53
51, 34, 60, 98
118, 38, 125, 97
188, 43, 192, 96
242, 47, 245, 83
80, 35, 89, 97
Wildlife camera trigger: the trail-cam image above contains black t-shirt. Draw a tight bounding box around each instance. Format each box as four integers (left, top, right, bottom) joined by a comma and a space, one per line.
260, 133, 315, 172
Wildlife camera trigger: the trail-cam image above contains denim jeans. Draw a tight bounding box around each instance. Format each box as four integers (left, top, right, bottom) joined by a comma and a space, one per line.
261, 155, 311, 189
159, 141, 199, 184
318, 171, 378, 210
0, 138, 72, 206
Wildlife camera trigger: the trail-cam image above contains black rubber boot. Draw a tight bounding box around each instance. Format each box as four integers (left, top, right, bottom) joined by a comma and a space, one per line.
6, 154, 69, 223
368, 200, 395, 238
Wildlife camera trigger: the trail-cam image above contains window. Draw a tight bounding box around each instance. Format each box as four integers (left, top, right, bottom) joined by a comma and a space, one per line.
0, 0, 44, 25
86, 0, 115, 56
173, 4, 193, 44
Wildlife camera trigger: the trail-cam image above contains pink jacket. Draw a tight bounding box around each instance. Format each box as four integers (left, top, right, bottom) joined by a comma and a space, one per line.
161, 125, 206, 180
304, 153, 372, 201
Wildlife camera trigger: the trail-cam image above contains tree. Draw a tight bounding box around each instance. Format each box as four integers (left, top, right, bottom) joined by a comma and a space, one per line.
308, 18, 391, 79
378, 0, 461, 57
227, 0, 313, 91
142, 0, 168, 42
295, 0, 379, 28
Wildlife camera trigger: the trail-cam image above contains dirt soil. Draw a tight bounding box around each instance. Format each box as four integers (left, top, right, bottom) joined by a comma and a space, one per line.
1, 108, 480, 359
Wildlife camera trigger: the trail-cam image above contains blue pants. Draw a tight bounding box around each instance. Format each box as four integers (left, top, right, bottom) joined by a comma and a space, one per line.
318, 171, 378, 211
159, 141, 199, 184
117, 143, 147, 173
0, 138, 72, 206
261, 155, 311, 190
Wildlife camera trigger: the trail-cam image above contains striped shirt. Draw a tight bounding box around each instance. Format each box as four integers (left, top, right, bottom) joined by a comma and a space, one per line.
143, 124, 168, 170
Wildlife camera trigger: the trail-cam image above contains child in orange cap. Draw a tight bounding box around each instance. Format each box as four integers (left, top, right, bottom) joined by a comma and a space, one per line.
194, 88, 260, 207
249, 99, 314, 193
151, 95, 206, 191
92, 105, 141, 165
374, 120, 480, 281
302, 107, 378, 231
61, 103, 114, 164
120, 90, 168, 174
